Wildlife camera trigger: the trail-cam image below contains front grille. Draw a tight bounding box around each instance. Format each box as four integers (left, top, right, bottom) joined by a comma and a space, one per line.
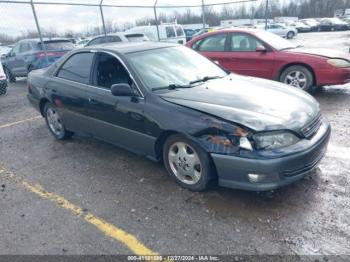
301, 113, 322, 139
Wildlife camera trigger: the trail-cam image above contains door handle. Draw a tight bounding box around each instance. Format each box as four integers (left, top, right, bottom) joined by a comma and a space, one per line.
88, 98, 99, 104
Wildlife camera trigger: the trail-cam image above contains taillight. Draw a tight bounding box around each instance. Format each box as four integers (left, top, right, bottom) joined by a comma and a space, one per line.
36, 52, 63, 58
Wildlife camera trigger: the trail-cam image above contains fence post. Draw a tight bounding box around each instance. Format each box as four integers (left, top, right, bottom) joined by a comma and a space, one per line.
100, 0, 107, 38
201, 0, 206, 29
154, 0, 160, 41
265, 0, 269, 30
30, 0, 49, 65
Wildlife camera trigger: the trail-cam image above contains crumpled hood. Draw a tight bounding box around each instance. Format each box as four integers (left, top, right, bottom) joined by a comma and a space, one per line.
286, 47, 350, 60
159, 75, 319, 131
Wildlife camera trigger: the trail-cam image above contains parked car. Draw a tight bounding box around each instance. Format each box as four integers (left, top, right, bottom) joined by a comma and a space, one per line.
320, 18, 349, 31
288, 21, 312, 33
1, 38, 74, 82
0, 45, 12, 59
300, 18, 320, 31
85, 33, 149, 47
184, 29, 196, 42
0, 62, 7, 95
186, 28, 350, 92
27, 42, 331, 191
192, 28, 215, 38
75, 38, 90, 48
256, 23, 297, 39
126, 24, 186, 44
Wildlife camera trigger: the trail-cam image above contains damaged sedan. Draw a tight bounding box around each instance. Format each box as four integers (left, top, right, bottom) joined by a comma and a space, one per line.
27, 42, 331, 191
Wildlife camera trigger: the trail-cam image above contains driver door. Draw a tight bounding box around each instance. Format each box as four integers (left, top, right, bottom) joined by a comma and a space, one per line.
224, 32, 275, 79
85, 52, 152, 155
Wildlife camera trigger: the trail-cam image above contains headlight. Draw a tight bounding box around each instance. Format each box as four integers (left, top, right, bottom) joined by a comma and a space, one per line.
253, 132, 300, 150
327, 59, 350, 68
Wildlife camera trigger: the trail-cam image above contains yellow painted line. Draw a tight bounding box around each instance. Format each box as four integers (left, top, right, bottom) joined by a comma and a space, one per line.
0, 116, 42, 129
0, 166, 158, 256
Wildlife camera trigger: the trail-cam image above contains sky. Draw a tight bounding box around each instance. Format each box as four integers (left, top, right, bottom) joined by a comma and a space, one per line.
0, 0, 263, 37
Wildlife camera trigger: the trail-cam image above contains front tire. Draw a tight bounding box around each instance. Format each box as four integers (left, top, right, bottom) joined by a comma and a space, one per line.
4, 67, 16, 83
163, 134, 215, 191
44, 102, 73, 140
280, 65, 314, 92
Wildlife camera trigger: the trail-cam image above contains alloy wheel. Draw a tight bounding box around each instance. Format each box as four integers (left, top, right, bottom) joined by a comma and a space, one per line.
168, 142, 202, 185
284, 70, 307, 90
46, 106, 64, 137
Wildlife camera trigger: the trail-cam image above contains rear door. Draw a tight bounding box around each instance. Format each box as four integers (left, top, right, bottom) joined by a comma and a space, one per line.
194, 32, 231, 68
224, 32, 275, 79
46, 51, 95, 132
6, 43, 23, 75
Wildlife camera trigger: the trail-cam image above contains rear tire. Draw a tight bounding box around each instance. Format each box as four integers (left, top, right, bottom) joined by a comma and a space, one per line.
287, 31, 295, 39
163, 134, 215, 191
44, 102, 73, 140
280, 65, 314, 92
0, 81, 7, 96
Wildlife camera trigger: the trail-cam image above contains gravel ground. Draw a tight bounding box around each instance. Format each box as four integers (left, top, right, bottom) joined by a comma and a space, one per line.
0, 31, 349, 257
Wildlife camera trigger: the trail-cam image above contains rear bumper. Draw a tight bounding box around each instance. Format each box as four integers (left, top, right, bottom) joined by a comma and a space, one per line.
211, 120, 331, 191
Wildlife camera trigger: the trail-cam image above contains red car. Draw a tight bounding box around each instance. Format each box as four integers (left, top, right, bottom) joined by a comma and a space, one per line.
186, 29, 350, 91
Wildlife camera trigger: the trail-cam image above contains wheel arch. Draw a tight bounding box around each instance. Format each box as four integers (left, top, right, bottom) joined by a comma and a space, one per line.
278, 62, 317, 86
39, 98, 50, 116
154, 130, 179, 161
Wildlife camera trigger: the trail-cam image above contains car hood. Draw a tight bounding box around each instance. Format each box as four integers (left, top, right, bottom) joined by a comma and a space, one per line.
286, 47, 350, 60
159, 75, 319, 131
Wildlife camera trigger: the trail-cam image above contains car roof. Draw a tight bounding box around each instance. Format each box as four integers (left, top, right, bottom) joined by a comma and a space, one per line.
18, 38, 71, 43
82, 41, 178, 54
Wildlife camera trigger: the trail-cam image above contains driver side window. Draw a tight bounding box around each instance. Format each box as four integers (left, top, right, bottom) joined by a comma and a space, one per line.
92, 52, 136, 93
230, 33, 265, 52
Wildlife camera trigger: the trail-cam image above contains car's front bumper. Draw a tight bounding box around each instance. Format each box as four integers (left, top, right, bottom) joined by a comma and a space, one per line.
211, 119, 331, 191
316, 67, 350, 86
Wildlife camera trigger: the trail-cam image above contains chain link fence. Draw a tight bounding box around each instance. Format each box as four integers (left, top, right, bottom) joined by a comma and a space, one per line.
0, 0, 258, 78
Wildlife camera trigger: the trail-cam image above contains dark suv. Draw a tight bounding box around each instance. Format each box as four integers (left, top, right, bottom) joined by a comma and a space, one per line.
1, 38, 74, 82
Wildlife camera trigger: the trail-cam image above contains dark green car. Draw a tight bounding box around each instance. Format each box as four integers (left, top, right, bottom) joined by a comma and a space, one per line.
27, 42, 330, 191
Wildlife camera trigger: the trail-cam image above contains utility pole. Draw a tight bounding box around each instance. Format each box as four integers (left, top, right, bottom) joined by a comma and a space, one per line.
265, 0, 269, 30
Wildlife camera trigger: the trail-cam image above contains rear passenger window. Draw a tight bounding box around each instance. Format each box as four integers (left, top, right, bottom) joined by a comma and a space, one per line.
166, 26, 176, 38
197, 34, 227, 52
88, 37, 102, 46
57, 52, 94, 85
19, 43, 31, 53
106, 36, 122, 43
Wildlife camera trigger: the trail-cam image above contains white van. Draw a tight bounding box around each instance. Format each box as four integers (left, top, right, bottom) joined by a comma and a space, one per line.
0, 62, 7, 95
126, 24, 186, 44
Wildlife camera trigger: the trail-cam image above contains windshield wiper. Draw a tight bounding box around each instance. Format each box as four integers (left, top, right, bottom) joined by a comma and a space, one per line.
152, 83, 192, 91
189, 75, 223, 85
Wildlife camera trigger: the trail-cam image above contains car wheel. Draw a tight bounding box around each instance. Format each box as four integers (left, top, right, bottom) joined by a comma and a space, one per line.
4, 67, 16, 83
287, 31, 295, 39
280, 65, 314, 92
0, 82, 7, 96
163, 134, 215, 191
44, 102, 73, 140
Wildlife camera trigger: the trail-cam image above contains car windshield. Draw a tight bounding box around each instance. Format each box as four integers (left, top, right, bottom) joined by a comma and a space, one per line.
255, 30, 297, 50
127, 46, 228, 90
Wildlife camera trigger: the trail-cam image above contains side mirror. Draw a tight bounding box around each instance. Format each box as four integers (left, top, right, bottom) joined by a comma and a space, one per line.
111, 83, 134, 97
256, 45, 267, 52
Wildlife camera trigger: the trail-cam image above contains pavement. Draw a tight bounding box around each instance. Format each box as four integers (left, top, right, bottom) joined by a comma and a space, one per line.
0, 31, 349, 257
